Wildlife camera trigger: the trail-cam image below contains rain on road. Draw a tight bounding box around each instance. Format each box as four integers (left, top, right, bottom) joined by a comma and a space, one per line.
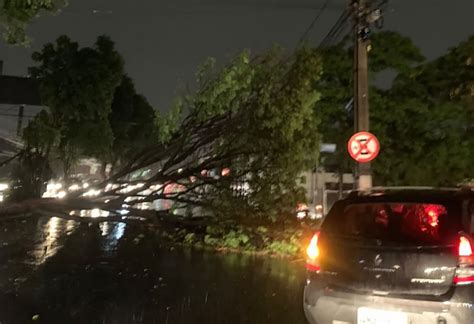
0, 216, 307, 323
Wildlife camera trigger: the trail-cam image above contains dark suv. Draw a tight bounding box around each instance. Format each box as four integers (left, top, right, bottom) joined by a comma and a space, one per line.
304, 187, 474, 324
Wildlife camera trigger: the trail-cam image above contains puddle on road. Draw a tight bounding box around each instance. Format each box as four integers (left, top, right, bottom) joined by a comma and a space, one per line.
99, 222, 126, 253
21, 214, 129, 265
28, 217, 79, 265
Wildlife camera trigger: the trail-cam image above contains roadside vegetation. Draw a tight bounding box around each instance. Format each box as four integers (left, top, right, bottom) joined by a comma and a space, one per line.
147, 218, 320, 258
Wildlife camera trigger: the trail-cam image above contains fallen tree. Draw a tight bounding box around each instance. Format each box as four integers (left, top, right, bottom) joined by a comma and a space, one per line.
0, 47, 323, 225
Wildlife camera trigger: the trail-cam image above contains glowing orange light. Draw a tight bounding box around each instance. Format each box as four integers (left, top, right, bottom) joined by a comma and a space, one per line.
306, 232, 320, 260
221, 168, 230, 177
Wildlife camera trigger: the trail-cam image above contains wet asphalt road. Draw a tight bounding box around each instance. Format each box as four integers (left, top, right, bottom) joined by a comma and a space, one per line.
0, 217, 307, 324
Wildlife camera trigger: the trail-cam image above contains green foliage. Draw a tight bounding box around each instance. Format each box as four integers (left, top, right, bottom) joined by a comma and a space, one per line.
0, 0, 67, 45
204, 226, 252, 249
222, 232, 241, 249
28, 35, 124, 176
22, 110, 58, 154
183, 233, 195, 244
206, 225, 224, 236
313, 45, 353, 173
159, 46, 323, 220
129, 95, 156, 147
369, 31, 425, 74
192, 50, 255, 121
204, 234, 219, 246
370, 35, 474, 185
220, 230, 250, 249
264, 230, 301, 255
8, 151, 52, 201
316, 31, 474, 186
392, 36, 474, 102
174, 222, 303, 257
10, 110, 57, 200
266, 240, 299, 255
108, 75, 156, 169
371, 91, 473, 186
155, 99, 182, 143
314, 32, 425, 175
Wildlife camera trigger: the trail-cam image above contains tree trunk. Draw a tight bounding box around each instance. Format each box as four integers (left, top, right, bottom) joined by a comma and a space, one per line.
100, 162, 108, 181
110, 158, 120, 177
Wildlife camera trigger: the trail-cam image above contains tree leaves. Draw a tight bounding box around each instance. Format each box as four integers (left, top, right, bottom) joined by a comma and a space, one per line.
0, 0, 67, 45
185, 47, 322, 218
370, 34, 474, 186
109, 76, 156, 168
317, 31, 474, 186
28, 35, 124, 176
369, 31, 425, 74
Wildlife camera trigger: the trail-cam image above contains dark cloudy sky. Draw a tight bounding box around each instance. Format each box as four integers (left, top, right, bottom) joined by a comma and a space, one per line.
1, 0, 473, 112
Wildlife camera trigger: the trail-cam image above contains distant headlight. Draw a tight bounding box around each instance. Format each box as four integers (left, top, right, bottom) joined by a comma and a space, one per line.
297, 211, 307, 219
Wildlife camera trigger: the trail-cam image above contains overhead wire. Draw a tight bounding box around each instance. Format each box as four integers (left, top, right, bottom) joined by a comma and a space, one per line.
319, 0, 390, 48
296, 0, 332, 47
319, 9, 348, 46
319, 8, 351, 48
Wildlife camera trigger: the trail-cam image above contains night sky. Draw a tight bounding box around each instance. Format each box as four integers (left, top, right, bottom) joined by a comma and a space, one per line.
0, 0, 473, 113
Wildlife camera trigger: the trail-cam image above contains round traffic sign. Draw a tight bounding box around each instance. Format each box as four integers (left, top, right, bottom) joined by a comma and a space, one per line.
347, 131, 380, 163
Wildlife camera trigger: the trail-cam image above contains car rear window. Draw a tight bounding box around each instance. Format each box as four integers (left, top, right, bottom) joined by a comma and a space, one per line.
324, 202, 460, 246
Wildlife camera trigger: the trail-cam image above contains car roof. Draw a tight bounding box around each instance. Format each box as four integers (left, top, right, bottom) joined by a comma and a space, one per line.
344, 186, 474, 204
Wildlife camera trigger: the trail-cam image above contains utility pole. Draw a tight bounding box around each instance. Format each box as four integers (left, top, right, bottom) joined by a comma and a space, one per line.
16, 105, 24, 137
351, 0, 382, 189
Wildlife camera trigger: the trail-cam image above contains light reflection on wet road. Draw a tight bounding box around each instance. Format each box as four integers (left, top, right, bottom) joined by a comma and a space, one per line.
0, 217, 307, 323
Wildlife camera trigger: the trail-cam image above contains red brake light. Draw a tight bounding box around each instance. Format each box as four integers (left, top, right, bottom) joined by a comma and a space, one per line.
459, 236, 473, 257
422, 204, 444, 227
453, 275, 474, 284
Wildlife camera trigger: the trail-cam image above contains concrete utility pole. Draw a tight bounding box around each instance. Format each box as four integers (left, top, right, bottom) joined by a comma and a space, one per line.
16, 105, 24, 137
351, 0, 382, 189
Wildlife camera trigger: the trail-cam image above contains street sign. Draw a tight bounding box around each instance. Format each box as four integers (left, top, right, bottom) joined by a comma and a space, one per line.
320, 143, 337, 153
347, 131, 380, 163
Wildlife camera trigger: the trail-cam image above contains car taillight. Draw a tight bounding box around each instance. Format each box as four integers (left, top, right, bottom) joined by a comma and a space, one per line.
459, 236, 472, 257
454, 234, 474, 285
306, 232, 320, 272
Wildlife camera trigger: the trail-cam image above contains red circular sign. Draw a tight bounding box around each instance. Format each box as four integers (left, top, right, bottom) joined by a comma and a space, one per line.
347, 131, 380, 163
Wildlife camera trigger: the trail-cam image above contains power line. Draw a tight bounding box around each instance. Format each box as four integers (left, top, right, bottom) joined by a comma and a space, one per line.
62, 2, 344, 16
319, 0, 388, 48
296, 0, 332, 47
328, 13, 351, 46
323, 0, 389, 48
319, 8, 351, 47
